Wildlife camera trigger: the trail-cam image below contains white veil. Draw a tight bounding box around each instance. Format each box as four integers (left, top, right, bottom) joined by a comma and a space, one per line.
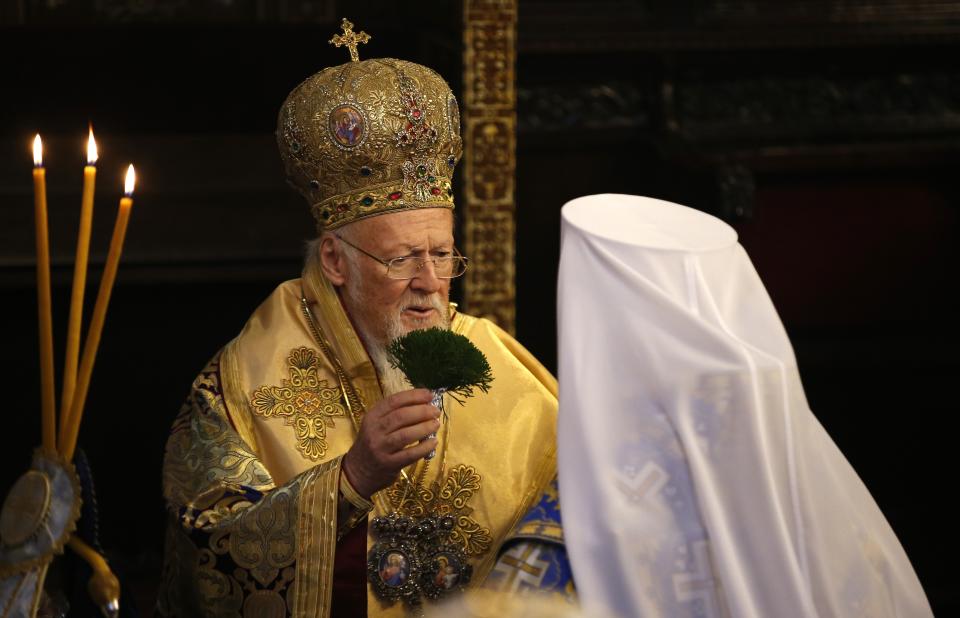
556, 194, 931, 618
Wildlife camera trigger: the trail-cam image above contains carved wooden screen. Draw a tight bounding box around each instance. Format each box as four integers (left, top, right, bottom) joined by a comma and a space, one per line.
462, 0, 518, 333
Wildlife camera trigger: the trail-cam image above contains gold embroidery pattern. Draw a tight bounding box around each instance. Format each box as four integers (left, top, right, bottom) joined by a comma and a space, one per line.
196, 548, 244, 616
163, 357, 274, 517
161, 470, 307, 617
251, 347, 346, 461
209, 484, 298, 588
161, 353, 346, 617
387, 464, 493, 557
193, 490, 255, 530
235, 567, 294, 617
158, 517, 245, 618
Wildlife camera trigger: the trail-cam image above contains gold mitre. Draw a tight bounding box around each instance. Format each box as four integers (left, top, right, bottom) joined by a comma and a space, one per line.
277, 19, 463, 231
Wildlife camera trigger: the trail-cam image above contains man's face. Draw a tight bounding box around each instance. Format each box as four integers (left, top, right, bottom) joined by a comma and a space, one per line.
336, 208, 454, 350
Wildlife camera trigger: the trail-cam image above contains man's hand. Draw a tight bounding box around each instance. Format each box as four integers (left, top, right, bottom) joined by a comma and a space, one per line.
342, 388, 441, 499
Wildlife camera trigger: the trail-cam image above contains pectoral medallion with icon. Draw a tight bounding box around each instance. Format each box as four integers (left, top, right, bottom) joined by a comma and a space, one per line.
368, 464, 491, 609
368, 328, 494, 610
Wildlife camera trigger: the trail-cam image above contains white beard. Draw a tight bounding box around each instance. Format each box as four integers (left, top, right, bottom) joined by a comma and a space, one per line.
368, 343, 415, 397
363, 307, 451, 397
341, 253, 451, 396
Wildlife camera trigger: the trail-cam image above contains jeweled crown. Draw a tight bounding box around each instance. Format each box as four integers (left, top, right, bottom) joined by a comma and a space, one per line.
277, 21, 462, 231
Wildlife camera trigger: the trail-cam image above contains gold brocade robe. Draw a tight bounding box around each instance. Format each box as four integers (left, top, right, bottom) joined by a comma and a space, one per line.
158, 266, 558, 618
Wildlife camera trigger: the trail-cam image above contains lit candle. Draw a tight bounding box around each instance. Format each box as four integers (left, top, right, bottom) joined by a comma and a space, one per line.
62, 165, 135, 460
58, 126, 98, 449
33, 135, 57, 455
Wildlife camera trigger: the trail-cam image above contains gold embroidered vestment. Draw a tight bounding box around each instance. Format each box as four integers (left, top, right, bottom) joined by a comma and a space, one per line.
159, 266, 558, 617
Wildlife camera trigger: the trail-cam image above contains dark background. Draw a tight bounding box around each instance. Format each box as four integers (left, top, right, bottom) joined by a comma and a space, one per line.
1, 0, 956, 615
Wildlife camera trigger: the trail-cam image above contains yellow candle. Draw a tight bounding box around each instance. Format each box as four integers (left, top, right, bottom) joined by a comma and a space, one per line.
62, 165, 135, 460
33, 135, 57, 456
58, 127, 98, 448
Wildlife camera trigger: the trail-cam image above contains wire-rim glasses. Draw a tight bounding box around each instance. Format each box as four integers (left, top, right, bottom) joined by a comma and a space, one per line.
334, 234, 469, 280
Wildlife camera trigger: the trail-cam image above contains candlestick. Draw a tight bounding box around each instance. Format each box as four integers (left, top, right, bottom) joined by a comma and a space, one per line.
33, 135, 57, 456
67, 537, 121, 611
62, 165, 135, 460
58, 127, 98, 449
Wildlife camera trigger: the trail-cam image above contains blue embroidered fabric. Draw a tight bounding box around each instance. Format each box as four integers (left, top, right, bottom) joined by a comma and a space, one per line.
486, 478, 576, 601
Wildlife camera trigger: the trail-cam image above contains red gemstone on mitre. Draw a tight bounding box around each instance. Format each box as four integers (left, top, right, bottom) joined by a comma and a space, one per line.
430, 187, 442, 195
412, 109, 422, 119
389, 191, 403, 201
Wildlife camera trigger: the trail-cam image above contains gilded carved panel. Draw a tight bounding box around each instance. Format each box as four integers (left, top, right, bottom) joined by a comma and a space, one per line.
463, 0, 518, 333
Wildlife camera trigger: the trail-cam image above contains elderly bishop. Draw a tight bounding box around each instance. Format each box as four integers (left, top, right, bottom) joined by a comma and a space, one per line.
157, 23, 564, 618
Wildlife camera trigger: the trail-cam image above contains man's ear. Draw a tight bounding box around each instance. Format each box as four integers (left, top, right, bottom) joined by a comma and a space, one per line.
319, 235, 347, 286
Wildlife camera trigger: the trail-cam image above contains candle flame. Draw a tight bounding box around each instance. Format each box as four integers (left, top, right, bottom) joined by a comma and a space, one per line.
124, 164, 136, 195
33, 134, 43, 167
87, 126, 98, 165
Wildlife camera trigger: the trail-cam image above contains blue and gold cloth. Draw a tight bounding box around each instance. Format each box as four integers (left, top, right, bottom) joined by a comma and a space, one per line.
487, 478, 576, 602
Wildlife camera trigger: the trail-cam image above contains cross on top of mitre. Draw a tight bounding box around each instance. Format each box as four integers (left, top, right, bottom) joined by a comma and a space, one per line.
329, 18, 371, 63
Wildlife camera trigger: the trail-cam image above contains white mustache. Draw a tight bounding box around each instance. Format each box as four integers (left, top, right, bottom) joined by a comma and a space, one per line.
399, 293, 446, 313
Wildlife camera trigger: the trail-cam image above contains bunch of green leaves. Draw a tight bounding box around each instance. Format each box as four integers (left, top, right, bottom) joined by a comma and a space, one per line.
387, 327, 494, 404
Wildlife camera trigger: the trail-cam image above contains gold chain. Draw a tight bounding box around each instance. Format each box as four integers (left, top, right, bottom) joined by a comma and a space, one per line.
299, 293, 365, 430
395, 410, 451, 516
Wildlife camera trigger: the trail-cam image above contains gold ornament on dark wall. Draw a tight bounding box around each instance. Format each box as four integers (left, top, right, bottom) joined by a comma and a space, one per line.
463, 0, 518, 333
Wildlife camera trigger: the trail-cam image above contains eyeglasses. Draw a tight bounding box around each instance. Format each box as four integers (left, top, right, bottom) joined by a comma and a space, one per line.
335, 234, 469, 280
